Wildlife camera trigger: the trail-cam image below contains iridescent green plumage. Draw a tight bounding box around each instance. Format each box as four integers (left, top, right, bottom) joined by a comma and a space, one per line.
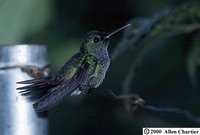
17, 24, 131, 112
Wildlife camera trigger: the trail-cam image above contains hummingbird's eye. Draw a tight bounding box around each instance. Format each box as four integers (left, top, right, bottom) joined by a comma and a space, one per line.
93, 37, 100, 43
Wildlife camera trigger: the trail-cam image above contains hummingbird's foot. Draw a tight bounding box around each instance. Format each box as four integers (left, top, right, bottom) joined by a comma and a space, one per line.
80, 86, 92, 94
83, 89, 92, 94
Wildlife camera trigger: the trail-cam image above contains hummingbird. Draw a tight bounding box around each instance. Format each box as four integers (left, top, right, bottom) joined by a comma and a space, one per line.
17, 24, 131, 112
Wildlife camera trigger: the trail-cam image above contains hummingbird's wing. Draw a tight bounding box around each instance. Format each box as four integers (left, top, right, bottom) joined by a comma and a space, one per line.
32, 78, 79, 112
17, 53, 98, 112
32, 57, 96, 112
17, 52, 87, 96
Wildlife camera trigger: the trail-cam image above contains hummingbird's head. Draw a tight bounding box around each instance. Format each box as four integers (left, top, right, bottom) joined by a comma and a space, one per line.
80, 31, 109, 55
80, 24, 131, 56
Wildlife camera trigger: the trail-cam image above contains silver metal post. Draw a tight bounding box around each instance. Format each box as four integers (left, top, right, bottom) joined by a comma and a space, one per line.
0, 45, 48, 135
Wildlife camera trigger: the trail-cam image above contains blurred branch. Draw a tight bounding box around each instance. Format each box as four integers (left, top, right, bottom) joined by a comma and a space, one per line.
0, 64, 50, 78
156, 23, 200, 34
104, 90, 200, 125
145, 105, 200, 124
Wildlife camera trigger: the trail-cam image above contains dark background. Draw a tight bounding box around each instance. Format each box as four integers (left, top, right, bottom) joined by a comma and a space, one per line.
0, 0, 199, 134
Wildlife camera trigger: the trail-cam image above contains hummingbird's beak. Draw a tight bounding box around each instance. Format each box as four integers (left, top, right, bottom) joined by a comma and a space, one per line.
104, 24, 131, 39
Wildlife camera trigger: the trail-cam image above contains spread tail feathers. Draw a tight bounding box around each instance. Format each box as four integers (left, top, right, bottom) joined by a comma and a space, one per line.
17, 77, 80, 112
17, 78, 54, 100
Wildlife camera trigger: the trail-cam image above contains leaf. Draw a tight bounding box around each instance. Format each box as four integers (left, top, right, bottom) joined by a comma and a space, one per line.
122, 64, 135, 95
121, 65, 135, 111
186, 34, 200, 86
112, 1, 200, 60
111, 9, 170, 60
111, 18, 155, 60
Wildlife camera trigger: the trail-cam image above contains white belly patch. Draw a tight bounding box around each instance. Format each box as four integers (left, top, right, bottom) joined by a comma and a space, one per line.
70, 89, 81, 96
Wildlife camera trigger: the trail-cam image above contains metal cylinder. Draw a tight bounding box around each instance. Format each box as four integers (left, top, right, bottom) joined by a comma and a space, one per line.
0, 45, 48, 135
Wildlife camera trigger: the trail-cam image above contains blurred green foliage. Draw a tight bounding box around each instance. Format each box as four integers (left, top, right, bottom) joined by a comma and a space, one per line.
0, 0, 199, 134
113, 1, 200, 92
111, 1, 200, 122
0, 0, 53, 43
